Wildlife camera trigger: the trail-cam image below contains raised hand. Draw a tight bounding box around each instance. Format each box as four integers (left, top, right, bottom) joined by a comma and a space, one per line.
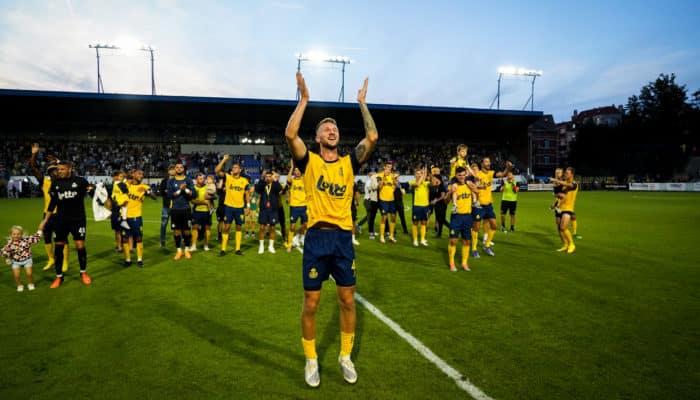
32, 143, 40, 155
357, 77, 369, 104
296, 71, 309, 100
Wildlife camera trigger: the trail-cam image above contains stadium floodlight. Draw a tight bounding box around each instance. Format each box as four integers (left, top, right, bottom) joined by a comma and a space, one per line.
139, 45, 157, 95
88, 42, 157, 95
490, 66, 543, 111
88, 43, 120, 93
295, 51, 352, 102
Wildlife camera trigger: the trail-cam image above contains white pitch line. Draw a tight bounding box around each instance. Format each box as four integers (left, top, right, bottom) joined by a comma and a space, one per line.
354, 293, 494, 400
294, 244, 492, 399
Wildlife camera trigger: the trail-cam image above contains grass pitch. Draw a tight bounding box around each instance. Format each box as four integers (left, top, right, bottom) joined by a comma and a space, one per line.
0, 192, 698, 399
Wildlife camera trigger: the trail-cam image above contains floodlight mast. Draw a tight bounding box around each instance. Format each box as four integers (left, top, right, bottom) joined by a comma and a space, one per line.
88, 43, 119, 93
295, 53, 352, 102
489, 67, 543, 111
140, 45, 156, 95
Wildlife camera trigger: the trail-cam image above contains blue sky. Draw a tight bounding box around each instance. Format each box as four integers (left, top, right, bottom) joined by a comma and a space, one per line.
1, 0, 698, 123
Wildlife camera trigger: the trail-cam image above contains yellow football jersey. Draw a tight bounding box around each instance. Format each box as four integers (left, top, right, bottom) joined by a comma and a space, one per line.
449, 157, 468, 179
477, 170, 495, 205
379, 172, 395, 202
302, 152, 355, 231
289, 177, 306, 207
559, 182, 579, 212
411, 180, 431, 207
125, 182, 150, 218
193, 185, 209, 212
223, 173, 249, 208
453, 183, 473, 215
112, 181, 128, 207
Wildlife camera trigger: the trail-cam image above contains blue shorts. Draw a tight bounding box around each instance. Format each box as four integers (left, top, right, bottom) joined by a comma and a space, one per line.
224, 206, 245, 225
193, 211, 212, 227
472, 207, 483, 223
379, 200, 396, 215
258, 209, 277, 225
449, 214, 473, 240
11, 258, 33, 269
122, 217, 143, 239
480, 203, 497, 220
290, 206, 308, 224
110, 210, 122, 231
302, 229, 356, 291
412, 206, 429, 222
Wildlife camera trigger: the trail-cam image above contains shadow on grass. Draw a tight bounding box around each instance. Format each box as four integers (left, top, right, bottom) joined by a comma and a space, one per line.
317, 287, 365, 364
155, 300, 299, 380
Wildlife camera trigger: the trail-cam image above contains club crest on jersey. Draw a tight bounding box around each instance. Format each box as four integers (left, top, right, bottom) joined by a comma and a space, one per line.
316, 175, 347, 197
71, 182, 78, 188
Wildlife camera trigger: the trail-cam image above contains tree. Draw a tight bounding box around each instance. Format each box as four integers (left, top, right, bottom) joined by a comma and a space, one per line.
625, 73, 688, 131
691, 89, 700, 109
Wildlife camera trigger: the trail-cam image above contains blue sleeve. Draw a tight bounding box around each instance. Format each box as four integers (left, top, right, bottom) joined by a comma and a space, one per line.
350, 152, 360, 174
167, 179, 177, 199
295, 151, 310, 174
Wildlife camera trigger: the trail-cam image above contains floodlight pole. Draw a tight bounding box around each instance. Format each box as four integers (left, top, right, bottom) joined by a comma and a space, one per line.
296, 56, 306, 100
489, 73, 503, 110
88, 44, 120, 94
141, 46, 156, 95
295, 53, 351, 102
95, 46, 103, 94
523, 74, 538, 111
338, 60, 348, 102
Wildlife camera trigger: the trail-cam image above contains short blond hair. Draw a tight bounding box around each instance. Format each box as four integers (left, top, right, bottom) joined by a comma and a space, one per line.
315, 117, 338, 135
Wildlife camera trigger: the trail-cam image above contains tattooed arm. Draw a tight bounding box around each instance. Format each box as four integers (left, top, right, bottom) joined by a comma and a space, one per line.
354, 77, 379, 164
285, 72, 309, 162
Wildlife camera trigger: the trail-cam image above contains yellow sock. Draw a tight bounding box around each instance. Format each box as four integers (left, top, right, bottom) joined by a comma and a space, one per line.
420, 225, 426, 241
288, 230, 295, 247
572, 220, 578, 235
45, 243, 55, 263
191, 229, 198, 247
412, 225, 418, 242
235, 231, 242, 251
486, 229, 496, 247
221, 233, 229, 251
123, 242, 131, 260
389, 222, 396, 237
301, 337, 317, 359
471, 230, 478, 251
462, 244, 469, 265
340, 331, 355, 357
448, 243, 456, 265
136, 242, 143, 260
563, 230, 574, 247
205, 229, 211, 246
380, 223, 385, 239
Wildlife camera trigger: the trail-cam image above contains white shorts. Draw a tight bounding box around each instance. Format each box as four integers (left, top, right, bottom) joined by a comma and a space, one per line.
11, 258, 33, 269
